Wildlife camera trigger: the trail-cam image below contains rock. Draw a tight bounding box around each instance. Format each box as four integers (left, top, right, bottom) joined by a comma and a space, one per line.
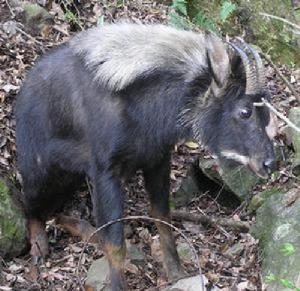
248, 187, 282, 212
85, 241, 147, 290
1, 21, 19, 37
150, 235, 163, 263
224, 242, 244, 258
197, 158, 223, 185
126, 240, 146, 268
288, 107, 300, 170
172, 165, 200, 207
85, 257, 111, 291
0, 177, 27, 258
21, 3, 53, 36
177, 241, 194, 263
218, 160, 261, 200
163, 275, 220, 291
251, 188, 300, 290
198, 157, 260, 200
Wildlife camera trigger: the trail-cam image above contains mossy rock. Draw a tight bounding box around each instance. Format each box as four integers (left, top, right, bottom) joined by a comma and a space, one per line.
198, 157, 261, 201
172, 165, 200, 207
288, 107, 300, 168
0, 177, 27, 258
251, 189, 300, 290
218, 160, 261, 201
248, 187, 282, 212
22, 3, 53, 35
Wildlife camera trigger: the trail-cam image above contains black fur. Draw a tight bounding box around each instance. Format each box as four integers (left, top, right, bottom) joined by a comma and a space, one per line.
16, 28, 275, 290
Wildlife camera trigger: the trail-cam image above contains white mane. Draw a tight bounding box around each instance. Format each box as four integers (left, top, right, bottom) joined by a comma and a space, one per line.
70, 23, 219, 91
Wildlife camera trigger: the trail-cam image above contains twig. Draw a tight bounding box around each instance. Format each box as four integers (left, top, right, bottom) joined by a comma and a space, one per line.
5, 0, 15, 18
259, 12, 300, 31
254, 98, 300, 133
260, 51, 299, 102
76, 216, 204, 291
15, 27, 44, 47
52, 25, 69, 37
171, 210, 250, 233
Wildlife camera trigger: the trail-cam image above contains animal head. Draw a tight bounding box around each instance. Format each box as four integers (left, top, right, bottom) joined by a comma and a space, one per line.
190, 39, 278, 178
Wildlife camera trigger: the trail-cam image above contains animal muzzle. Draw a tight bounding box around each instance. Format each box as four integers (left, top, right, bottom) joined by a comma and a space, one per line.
249, 156, 276, 178
220, 150, 276, 179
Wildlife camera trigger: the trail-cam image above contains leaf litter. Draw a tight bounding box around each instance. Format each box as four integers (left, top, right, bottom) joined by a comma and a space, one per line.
0, 0, 299, 290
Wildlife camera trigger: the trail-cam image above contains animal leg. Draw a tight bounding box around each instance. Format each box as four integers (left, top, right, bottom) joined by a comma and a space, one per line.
55, 214, 98, 243
144, 155, 185, 281
28, 218, 49, 264
92, 169, 127, 291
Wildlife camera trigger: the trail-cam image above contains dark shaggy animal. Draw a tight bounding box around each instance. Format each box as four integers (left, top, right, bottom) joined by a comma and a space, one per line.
16, 23, 277, 290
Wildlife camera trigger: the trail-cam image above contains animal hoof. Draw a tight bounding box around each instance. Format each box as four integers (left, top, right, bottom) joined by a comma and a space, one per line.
29, 232, 49, 259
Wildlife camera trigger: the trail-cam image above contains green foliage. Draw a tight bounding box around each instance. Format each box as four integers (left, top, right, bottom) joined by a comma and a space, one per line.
281, 243, 296, 257
265, 243, 300, 290
220, 1, 236, 23
265, 273, 300, 290
171, 0, 188, 16
64, 10, 78, 24
265, 272, 276, 283
193, 10, 217, 32
116, 0, 126, 8
279, 279, 298, 289
169, 0, 235, 32
169, 0, 299, 66
169, 11, 192, 30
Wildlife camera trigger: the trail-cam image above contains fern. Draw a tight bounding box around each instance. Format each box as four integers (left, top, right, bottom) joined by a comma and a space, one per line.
220, 1, 236, 23
193, 10, 217, 32
171, 0, 188, 16
169, 11, 191, 29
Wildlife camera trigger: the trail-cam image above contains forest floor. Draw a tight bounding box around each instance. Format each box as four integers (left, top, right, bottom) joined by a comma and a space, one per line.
0, 1, 299, 290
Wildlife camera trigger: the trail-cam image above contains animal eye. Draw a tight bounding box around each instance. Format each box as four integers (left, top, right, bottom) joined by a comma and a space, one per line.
239, 108, 252, 119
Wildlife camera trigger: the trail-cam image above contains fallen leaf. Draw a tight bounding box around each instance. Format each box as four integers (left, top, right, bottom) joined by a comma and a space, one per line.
185, 141, 199, 149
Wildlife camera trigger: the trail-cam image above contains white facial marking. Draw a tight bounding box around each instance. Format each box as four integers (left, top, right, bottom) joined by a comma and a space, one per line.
220, 150, 249, 165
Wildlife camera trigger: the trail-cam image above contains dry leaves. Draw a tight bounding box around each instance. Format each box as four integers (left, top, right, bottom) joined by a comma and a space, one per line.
0, 0, 299, 290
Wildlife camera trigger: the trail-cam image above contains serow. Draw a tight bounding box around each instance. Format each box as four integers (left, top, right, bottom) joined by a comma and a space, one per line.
16, 23, 277, 290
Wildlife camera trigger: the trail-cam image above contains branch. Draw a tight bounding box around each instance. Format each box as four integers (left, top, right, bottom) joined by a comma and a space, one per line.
75, 216, 204, 291
5, 0, 15, 18
260, 51, 299, 102
171, 210, 250, 233
254, 98, 300, 133
16, 27, 44, 47
259, 12, 300, 31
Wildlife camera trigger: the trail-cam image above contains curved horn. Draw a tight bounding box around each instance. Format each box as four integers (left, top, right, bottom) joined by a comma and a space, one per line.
236, 37, 266, 90
227, 42, 258, 95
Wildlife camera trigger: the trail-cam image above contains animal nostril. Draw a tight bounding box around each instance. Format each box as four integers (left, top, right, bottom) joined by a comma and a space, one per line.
263, 158, 276, 173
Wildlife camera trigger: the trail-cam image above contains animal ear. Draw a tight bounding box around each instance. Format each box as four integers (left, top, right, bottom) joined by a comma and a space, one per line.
206, 33, 230, 88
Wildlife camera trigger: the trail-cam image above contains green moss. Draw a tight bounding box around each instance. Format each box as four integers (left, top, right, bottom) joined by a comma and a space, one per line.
184, 0, 300, 66
23, 3, 47, 18
0, 179, 26, 258
249, 187, 282, 212
251, 191, 300, 289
